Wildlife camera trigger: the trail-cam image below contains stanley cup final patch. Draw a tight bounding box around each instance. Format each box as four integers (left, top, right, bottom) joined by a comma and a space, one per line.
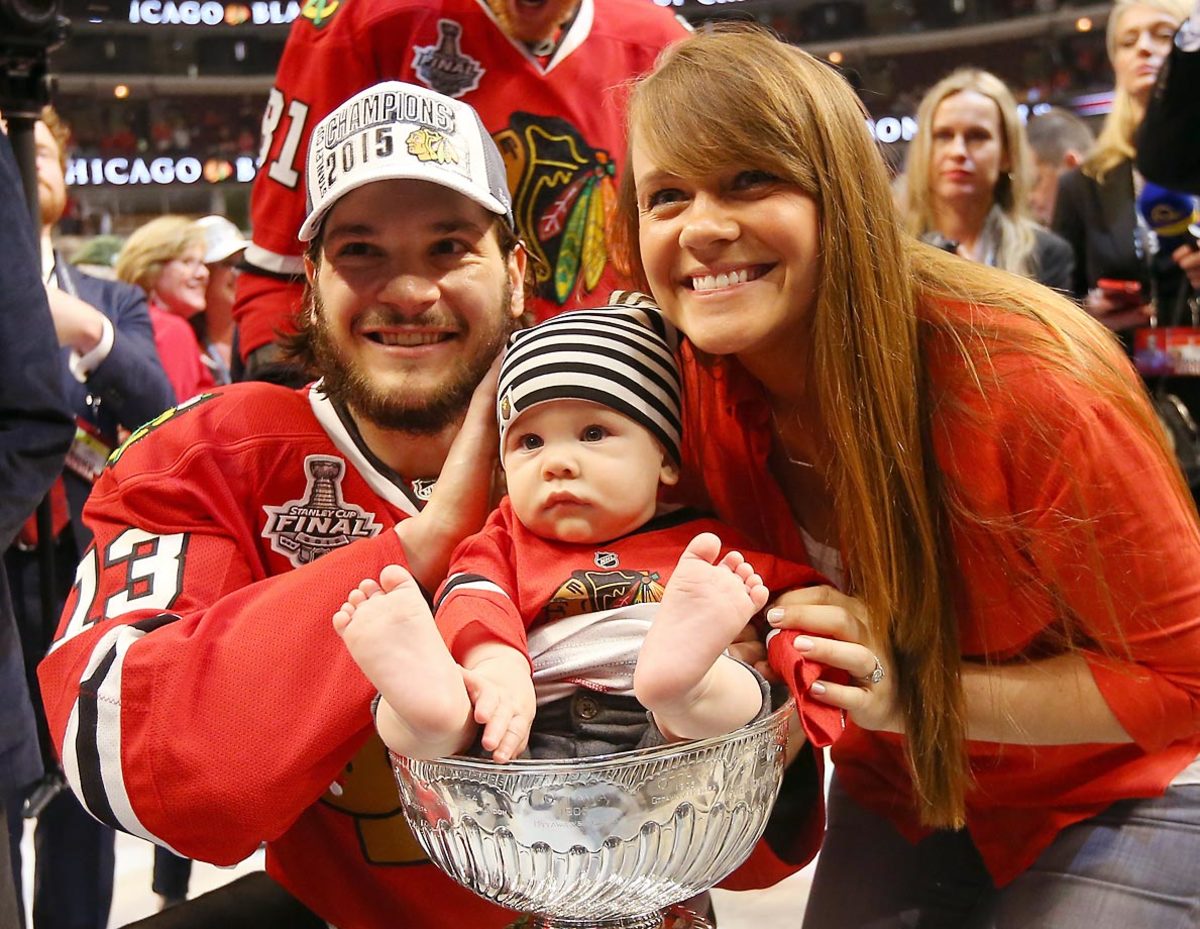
412, 20, 485, 98
262, 455, 383, 567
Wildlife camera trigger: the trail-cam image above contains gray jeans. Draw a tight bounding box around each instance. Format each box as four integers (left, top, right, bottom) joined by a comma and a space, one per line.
802, 777, 1200, 929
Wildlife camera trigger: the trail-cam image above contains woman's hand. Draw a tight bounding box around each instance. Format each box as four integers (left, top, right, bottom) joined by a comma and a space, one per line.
766, 585, 903, 734
1082, 288, 1154, 332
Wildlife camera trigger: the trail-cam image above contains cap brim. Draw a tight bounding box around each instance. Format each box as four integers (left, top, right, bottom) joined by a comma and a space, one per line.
205, 240, 249, 264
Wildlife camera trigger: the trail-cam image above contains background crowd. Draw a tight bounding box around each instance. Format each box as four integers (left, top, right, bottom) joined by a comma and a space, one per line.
3, 0, 1199, 926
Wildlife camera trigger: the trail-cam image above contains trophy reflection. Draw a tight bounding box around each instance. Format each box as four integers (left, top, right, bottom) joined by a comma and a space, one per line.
391, 696, 794, 929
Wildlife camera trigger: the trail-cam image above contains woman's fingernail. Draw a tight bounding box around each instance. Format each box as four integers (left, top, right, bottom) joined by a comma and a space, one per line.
766, 608, 784, 625
810, 681, 827, 695
795, 636, 814, 652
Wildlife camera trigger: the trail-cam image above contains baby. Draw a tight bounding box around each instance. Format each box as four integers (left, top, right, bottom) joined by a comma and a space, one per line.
335, 295, 823, 761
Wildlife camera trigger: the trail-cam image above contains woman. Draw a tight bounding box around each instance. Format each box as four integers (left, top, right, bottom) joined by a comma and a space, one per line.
195, 214, 249, 380
1053, 0, 1194, 332
903, 68, 1074, 291
615, 26, 1200, 926
114, 215, 219, 403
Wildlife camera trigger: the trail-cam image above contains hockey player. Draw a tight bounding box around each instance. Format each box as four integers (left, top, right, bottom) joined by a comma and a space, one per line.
334, 299, 841, 765
234, 0, 690, 375
38, 82, 526, 929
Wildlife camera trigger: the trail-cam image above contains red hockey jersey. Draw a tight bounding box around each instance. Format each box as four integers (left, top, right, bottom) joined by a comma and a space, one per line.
36, 382, 512, 929
234, 0, 689, 358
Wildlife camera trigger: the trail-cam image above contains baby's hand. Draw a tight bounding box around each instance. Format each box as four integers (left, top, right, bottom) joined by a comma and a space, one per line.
462, 659, 536, 763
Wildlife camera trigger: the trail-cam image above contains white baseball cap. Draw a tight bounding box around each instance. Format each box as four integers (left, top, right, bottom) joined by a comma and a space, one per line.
298, 81, 514, 242
194, 215, 249, 264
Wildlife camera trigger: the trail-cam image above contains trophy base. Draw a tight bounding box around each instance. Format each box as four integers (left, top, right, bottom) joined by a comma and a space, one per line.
506, 905, 715, 929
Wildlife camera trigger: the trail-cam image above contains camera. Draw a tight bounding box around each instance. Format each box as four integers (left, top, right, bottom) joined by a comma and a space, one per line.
0, 0, 69, 116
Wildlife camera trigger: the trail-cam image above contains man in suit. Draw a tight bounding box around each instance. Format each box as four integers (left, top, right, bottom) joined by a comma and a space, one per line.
0, 124, 75, 929
3, 106, 175, 929
1025, 107, 1094, 227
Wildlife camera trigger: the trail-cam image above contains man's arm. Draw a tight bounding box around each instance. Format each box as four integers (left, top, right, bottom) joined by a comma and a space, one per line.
69, 274, 176, 428
0, 120, 75, 807
36, 444, 407, 864
0, 131, 74, 547
38, 365, 501, 863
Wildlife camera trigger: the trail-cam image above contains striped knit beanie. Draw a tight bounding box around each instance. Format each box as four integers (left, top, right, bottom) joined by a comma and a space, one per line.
497, 291, 682, 464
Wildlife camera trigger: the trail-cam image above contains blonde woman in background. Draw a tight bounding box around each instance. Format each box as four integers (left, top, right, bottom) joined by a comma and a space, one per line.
616, 24, 1200, 927
1053, 0, 1193, 332
115, 215, 217, 405
903, 68, 1074, 290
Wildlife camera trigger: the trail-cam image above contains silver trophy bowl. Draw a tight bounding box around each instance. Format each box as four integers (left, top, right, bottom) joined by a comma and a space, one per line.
391, 696, 794, 929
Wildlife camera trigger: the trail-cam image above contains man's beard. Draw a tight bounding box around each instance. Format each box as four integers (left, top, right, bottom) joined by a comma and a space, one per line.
308, 282, 515, 436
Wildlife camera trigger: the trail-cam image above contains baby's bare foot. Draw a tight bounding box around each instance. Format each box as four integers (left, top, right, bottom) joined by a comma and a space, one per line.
634, 532, 768, 714
333, 564, 469, 755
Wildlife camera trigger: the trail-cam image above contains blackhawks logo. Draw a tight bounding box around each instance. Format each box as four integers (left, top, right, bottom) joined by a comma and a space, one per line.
493, 113, 617, 308
543, 568, 665, 623
406, 127, 459, 165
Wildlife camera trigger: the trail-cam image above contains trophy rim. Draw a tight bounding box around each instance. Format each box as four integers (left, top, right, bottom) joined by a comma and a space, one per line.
391, 694, 795, 775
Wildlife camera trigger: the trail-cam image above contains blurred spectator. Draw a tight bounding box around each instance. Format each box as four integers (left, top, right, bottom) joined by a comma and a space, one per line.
69, 235, 125, 280
902, 68, 1074, 289
99, 119, 136, 156
3, 106, 172, 929
1136, 0, 1200, 194
0, 123, 74, 929
150, 116, 172, 154
1025, 106, 1094, 224
1053, 0, 1192, 332
194, 215, 249, 381
115, 216, 213, 406
170, 116, 191, 152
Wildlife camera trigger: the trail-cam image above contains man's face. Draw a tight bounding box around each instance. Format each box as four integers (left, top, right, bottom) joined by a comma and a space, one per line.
34, 120, 67, 229
305, 178, 525, 435
205, 257, 241, 319
1028, 157, 1063, 226
487, 0, 580, 44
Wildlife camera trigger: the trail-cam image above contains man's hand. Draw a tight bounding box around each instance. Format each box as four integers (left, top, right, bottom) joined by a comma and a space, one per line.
460, 641, 536, 763
45, 286, 107, 353
394, 359, 501, 590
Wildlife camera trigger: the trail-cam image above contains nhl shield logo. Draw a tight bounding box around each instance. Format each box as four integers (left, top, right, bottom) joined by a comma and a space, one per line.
262, 455, 383, 567
594, 551, 619, 569
412, 20, 485, 98
410, 478, 436, 501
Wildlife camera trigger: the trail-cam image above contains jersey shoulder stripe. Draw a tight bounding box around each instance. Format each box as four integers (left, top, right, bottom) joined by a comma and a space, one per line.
435, 573, 509, 611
